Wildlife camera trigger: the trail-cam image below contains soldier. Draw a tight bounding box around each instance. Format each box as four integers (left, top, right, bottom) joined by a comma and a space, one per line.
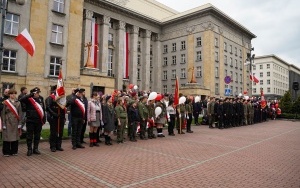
185, 99, 194, 133
232, 99, 238, 127
176, 102, 186, 134
207, 97, 215, 129
19, 87, 46, 156
217, 99, 224, 129
243, 100, 248, 125
214, 98, 220, 128
138, 96, 149, 140
18, 87, 27, 130
249, 100, 254, 125
147, 98, 156, 139
45, 85, 66, 152
66, 88, 86, 150
115, 98, 127, 143
237, 98, 244, 126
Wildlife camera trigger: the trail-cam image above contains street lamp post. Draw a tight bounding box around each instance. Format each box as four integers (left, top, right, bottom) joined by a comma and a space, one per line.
245, 47, 255, 97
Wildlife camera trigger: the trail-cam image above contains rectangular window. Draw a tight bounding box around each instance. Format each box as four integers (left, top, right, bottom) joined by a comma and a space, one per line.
51, 24, 63, 44
230, 71, 233, 79
49, 56, 61, 76
163, 85, 168, 94
240, 74, 242, 82
150, 70, 152, 82
253, 65, 256, 70
181, 54, 186, 63
267, 87, 270, 93
196, 37, 202, 46
150, 44, 153, 55
267, 72, 270, 76
2, 50, 17, 72
196, 66, 202, 77
196, 51, 202, 61
181, 41, 186, 50
172, 43, 176, 51
215, 38, 218, 47
4, 13, 19, 36
215, 83, 219, 94
172, 70, 176, 79
150, 56, 153, 68
260, 80, 263, 85
53, 0, 65, 13
239, 49, 242, 57
137, 41, 141, 52
260, 72, 263, 77
267, 64, 270, 69
215, 52, 219, 62
240, 61, 242, 70
163, 57, 168, 66
163, 45, 168, 53
235, 47, 237, 56
137, 54, 141, 65
230, 57, 233, 66
108, 33, 113, 46
107, 49, 113, 77
163, 71, 167, 80
260, 65, 263, 69
224, 55, 227, 65
181, 68, 186, 78
235, 59, 238, 68
137, 68, 140, 80
172, 56, 176, 65
235, 72, 238, 82
225, 69, 228, 76
224, 42, 227, 51
230, 45, 232, 53
267, 80, 270, 85
215, 67, 219, 78
253, 88, 256, 93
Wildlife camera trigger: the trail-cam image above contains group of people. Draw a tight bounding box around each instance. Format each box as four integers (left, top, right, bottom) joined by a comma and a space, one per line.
0, 85, 280, 157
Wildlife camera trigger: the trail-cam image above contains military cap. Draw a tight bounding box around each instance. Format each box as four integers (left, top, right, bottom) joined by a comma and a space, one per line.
30, 87, 41, 93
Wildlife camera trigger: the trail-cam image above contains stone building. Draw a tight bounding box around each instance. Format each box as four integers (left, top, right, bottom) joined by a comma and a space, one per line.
1, 0, 256, 98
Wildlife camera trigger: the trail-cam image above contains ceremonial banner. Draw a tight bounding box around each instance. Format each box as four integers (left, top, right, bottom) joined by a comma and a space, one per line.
56, 69, 66, 108
250, 72, 259, 83
15, 28, 35, 56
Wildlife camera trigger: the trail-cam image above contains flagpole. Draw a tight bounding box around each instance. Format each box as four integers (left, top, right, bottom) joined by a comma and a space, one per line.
58, 106, 60, 137
246, 47, 255, 97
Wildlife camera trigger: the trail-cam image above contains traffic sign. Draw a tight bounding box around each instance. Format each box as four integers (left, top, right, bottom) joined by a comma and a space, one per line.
224, 88, 231, 96
224, 76, 232, 84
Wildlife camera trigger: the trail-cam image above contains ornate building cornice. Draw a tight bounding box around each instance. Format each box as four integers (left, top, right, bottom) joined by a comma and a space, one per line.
100, 15, 111, 25
117, 20, 126, 30
84, 9, 93, 20
129, 26, 139, 34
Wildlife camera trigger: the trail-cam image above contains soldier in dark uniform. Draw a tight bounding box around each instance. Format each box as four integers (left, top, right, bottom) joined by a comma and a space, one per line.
253, 101, 259, 124
223, 98, 229, 128
214, 98, 219, 128
127, 100, 139, 142
138, 96, 149, 140
185, 99, 193, 133
19, 87, 46, 156
237, 98, 244, 126
45, 85, 66, 152
227, 98, 234, 128
115, 98, 127, 143
232, 99, 238, 127
66, 88, 86, 150
217, 99, 224, 129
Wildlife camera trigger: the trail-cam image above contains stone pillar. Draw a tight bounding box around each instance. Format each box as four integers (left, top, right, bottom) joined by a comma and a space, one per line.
141, 30, 151, 91
82, 9, 93, 67
116, 20, 126, 90
152, 34, 162, 92
129, 26, 139, 84
99, 15, 110, 74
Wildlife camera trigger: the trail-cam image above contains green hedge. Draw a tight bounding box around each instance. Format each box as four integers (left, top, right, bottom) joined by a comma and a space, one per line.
279, 113, 300, 119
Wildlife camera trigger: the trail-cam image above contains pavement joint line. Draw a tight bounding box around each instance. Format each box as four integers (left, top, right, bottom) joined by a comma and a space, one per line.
121, 127, 300, 188
168, 137, 240, 149
127, 145, 199, 162
42, 151, 117, 188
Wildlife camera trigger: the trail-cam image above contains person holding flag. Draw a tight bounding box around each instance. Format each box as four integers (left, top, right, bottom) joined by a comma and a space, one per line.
19, 87, 46, 156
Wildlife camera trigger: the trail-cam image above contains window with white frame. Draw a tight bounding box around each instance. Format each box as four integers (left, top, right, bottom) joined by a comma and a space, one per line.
260, 80, 263, 85
137, 54, 141, 65
137, 41, 141, 52
172, 69, 176, 79
107, 49, 113, 77
2, 50, 17, 72
267, 87, 270, 93
181, 54, 186, 63
108, 33, 113, 45
196, 66, 202, 77
240, 61, 242, 69
267, 64, 270, 69
253, 88, 257, 93
267, 72, 270, 76
181, 68, 186, 78
215, 83, 219, 94
260, 65, 263, 69
230, 86, 233, 94
163, 45, 168, 53
137, 68, 140, 80
267, 80, 270, 85
253, 65, 256, 70
49, 56, 61, 76
196, 37, 201, 46
163, 71, 167, 80
163, 57, 168, 66
224, 42, 227, 51
163, 85, 167, 94
181, 41, 186, 50
215, 52, 219, 61
172, 43, 176, 51
230, 45, 232, 53
224, 55, 227, 65
260, 72, 263, 77
4, 13, 19, 36
215, 67, 219, 78
150, 56, 153, 67
196, 51, 202, 61
215, 38, 218, 47
51, 24, 63, 44
53, 0, 65, 13
230, 71, 233, 78
235, 59, 238, 68
171, 85, 175, 93
239, 49, 242, 57
230, 57, 233, 66
172, 56, 176, 65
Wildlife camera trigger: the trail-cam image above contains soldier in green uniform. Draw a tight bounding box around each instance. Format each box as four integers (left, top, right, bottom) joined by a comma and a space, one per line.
147, 99, 156, 139
176, 102, 186, 134
247, 100, 254, 125
115, 98, 127, 143
207, 97, 215, 129
185, 99, 194, 133
243, 99, 248, 125
138, 96, 149, 140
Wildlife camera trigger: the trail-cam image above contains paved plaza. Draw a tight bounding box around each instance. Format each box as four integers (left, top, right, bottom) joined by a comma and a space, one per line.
1, 120, 300, 188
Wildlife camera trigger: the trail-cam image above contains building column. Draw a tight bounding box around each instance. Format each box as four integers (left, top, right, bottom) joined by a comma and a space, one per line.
116, 20, 126, 90
219, 34, 225, 96
141, 30, 151, 91
82, 9, 93, 67
152, 34, 162, 92
129, 26, 139, 84
99, 15, 110, 74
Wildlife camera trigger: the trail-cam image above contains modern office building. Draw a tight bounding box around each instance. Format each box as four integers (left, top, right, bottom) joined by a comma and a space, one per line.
253, 55, 300, 100
1, 0, 256, 97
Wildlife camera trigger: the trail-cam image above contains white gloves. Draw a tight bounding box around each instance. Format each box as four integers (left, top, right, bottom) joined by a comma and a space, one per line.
101, 120, 104, 126
179, 114, 182, 118
168, 118, 171, 122
187, 115, 189, 120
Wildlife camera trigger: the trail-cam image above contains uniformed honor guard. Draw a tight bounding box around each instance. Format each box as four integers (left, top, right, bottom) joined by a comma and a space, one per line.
45, 85, 66, 152
66, 88, 86, 150
176, 102, 186, 134
147, 99, 156, 139
217, 99, 224, 129
138, 96, 149, 140
115, 98, 127, 143
185, 99, 194, 133
19, 87, 46, 156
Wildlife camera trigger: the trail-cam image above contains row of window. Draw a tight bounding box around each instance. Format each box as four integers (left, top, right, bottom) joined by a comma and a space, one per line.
253, 64, 271, 70
162, 67, 202, 80
273, 64, 287, 74
253, 79, 288, 88
223, 55, 243, 69
253, 88, 286, 95
163, 52, 202, 66
163, 37, 202, 53
215, 38, 242, 58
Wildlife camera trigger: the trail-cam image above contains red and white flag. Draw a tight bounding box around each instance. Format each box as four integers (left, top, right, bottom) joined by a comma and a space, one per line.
15, 28, 35, 56
174, 77, 179, 106
91, 18, 99, 68
250, 73, 259, 83
56, 69, 66, 108
123, 32, 129, 79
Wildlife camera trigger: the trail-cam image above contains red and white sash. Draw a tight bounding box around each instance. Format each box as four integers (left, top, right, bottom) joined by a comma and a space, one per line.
28, 97, 44, 123
75, 98, 85, 118
4, 100, 20, 120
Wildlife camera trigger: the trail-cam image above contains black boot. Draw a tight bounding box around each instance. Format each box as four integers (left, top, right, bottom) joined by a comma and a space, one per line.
105, 135, 110, 145
33, 142, 41, 155
93, 133, 99, 147
27, 149, 32, 156
108, 136, 113, 145
89, 133, 93, 147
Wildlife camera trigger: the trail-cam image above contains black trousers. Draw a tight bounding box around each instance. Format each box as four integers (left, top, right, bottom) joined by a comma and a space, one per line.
26, 121, 42, 150
139, 120, 147, 138
48, 115, 65, 149
193, 113, 199, 125
187, 113, 193, 131
218, 116, 224, 128
2, 141, 18, 155
129, 121, 137, 140
71, 117, 83, 147
168, 115, 175, 134
80, 119, 87, 142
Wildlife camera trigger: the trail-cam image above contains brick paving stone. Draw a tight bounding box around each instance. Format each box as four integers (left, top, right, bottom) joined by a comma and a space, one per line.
0, 120, 299, 188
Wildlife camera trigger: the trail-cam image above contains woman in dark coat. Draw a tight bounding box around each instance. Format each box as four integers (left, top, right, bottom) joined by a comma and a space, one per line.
102, 95, 115, 145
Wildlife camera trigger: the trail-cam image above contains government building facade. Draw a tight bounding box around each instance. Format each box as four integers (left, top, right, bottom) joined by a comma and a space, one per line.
1, 0, 256, 97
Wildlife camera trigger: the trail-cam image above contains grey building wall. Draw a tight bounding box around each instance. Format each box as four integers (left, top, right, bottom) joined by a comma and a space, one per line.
289, 71, 300, 100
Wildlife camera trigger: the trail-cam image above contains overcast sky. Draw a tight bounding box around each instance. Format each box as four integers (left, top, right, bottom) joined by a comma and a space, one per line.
156, 0, 300, 68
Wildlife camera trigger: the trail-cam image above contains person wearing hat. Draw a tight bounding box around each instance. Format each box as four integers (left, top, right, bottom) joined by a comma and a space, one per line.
115, 97, 127, 144
19, 87, 46, 156
66, 88, 86, 150
102, 95, 115, 145
147, 98, 156, 139
127, 100, 139, 142
1, 89, 22, 156
138, 96, 149, 140
66, 88, 76, 137
45, 85, 66, 152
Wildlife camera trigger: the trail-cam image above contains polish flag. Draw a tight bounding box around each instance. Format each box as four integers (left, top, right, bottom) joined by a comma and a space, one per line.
124, 32, 129, 79
15, 28, 35, 56
250, 73, 259, 83
56, 69, 66, 108
174, 77, 179, 106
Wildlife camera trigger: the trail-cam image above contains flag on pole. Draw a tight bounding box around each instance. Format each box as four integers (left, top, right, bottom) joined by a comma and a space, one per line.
250, 73, 259, 83
174, 77, 179, 106
123, 32, 129, 79
15, 28, 35, 56
55, 69, 66, 108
